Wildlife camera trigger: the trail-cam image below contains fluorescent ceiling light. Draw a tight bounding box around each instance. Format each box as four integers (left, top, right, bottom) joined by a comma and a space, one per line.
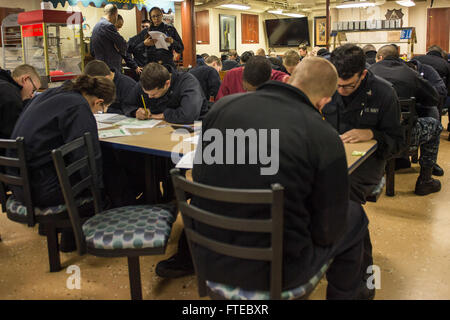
396, 0, 415, 6
284, 13, 305, 17
220, 4, 251, 10
336, 2, 377, 8
267, 10, 305, 17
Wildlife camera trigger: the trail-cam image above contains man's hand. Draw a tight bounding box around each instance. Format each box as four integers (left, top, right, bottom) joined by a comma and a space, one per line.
144, 38, 157, 46
340, 129, 374, 143
151, 113, 164, 120
165, 37, 174, 44
136, 108, 150, 120
135, 66, 143, 74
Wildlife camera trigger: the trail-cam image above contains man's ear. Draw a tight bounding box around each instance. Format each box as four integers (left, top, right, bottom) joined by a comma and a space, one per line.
376, 55, 382, 62
17, 75, 27, 86
165, 79, 171, 88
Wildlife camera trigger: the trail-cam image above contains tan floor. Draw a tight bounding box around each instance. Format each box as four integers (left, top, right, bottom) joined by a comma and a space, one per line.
1, 119, 449, 300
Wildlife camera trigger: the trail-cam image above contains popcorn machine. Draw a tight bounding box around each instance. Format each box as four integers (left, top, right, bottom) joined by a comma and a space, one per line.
17, 10, 85, 84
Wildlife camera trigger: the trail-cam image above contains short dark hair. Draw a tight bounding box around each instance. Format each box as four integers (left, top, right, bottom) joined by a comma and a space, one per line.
205, 55, 222, 66
140, 63, 171, 90
317, 48, 329, 57
243, 56, 272, 87
330, 44, 366, 80
240, 51, 254, 64
298, 43, 308, 51
268, 57, 283, 68
142, 19, 151, 24
84, 60, 111, 77
283, 50, 300, 66
362, 44, 376, 54
149, 7, 163, 16
376, 44, 399, 60
228, 50, 238, 58
428, 45, 446, 58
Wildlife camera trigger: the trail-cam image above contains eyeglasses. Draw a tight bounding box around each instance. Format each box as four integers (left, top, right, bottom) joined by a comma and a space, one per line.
150, 14, 162, 19
28, 77, 37, 94
337, 73, 362, 90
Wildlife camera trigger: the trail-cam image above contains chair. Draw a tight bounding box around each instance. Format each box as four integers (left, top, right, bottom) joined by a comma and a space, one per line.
385, 97, 418, 196
52, 132, 176, 300
0, 137, 91, 272
170, 168, 331, 300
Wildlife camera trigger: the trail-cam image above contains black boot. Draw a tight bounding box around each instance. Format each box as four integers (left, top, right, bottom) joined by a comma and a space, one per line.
155, 252, 194, 278
395, 157, 411, 170
155, 230, 194, 278
415, 166, 441, 196
432, 164, 444, 176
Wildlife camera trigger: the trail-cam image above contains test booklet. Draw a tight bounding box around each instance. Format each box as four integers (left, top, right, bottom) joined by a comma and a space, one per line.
94, 113, 128, 124
148, 31, 169, 50
98, 128, 131, 139
96, 122, 115, 130
115, 118, 162, 129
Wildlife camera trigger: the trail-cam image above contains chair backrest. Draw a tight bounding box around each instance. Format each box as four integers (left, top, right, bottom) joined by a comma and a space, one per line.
399, 97, 417, 147
0, 137, 36, 226
51, 132, 101, 255
170, 168, 285, 299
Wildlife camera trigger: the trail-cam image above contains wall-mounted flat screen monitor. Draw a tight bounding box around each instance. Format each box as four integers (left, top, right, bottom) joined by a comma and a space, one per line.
265, 17, 310, 47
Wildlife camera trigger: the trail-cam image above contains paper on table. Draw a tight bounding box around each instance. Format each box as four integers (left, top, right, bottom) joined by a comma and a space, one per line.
115, 118, 162, 129
176, 150, 196, 169
148, 31, 169, 50
94, 113, 117, 121
184, 134, 200, 145
99, 128, 131, 139
97, 122, 115, 130
94, 113, 128, 124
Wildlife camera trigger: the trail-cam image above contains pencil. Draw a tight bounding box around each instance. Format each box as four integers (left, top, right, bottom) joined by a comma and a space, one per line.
141, 95, 148, 113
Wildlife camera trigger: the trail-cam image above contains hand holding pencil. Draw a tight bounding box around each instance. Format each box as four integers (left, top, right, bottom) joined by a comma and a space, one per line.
136, 95, 151, 120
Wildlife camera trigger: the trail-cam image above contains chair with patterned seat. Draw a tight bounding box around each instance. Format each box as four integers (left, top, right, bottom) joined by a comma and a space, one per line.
170, 168, 331, 300
0, 137, 92, 272
52, 132, 177, 300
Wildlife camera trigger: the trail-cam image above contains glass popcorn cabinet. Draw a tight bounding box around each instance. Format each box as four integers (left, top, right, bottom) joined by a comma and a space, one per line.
18, 10, 85, 85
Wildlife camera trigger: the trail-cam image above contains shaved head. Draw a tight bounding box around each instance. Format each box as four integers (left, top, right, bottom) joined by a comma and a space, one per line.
376, 45, 399, 61
289, 57, 338, 109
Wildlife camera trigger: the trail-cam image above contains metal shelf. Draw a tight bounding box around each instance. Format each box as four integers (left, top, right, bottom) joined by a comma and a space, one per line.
2, 13, 23, 69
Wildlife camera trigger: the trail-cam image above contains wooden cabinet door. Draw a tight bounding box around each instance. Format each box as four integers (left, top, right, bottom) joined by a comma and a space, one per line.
426, 8, 449, 52
241, 13, 258, 44
195, 10, 209, 45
